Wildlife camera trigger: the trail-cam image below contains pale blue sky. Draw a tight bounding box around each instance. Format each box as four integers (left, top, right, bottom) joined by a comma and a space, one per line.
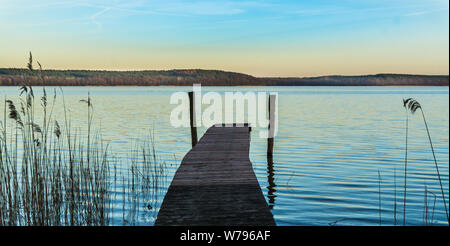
0, 0, 448, 76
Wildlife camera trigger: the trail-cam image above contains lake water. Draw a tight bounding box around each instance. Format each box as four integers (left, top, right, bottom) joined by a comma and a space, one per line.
1, 86, 448, 226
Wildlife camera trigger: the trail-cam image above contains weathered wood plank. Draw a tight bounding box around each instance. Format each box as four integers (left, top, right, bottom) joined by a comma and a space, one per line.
155, 124, 275, 226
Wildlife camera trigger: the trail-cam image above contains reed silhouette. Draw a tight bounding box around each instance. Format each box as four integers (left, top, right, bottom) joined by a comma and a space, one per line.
0, 53, 169, 225
0, 54, 112, 225
403, 98, 449, 224
423, 186, 437, 226
402, 98, 410, 225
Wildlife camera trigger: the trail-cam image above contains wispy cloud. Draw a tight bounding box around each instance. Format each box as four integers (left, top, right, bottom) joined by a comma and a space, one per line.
289, 2, 448, 18
90, 7, 111, 29
403, 11, 430, 17
1, 0, 263, 30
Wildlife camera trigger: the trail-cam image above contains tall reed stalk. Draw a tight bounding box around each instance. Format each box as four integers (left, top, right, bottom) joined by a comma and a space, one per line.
403, 98, 449, 224
402, 98, 409, 225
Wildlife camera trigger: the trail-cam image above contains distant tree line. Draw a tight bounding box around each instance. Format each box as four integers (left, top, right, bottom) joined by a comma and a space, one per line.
0, 68, 448, 86
263, 74, 449, 86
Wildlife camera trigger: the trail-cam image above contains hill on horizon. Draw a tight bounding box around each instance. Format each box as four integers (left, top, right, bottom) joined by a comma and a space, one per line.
0, 68, 448, 86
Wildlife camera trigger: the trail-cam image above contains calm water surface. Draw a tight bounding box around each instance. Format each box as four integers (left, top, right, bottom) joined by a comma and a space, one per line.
1, 86, 448, 226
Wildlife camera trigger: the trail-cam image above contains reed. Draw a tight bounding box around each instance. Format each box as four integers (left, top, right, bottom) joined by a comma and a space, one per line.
402, 98, 410, 225
423, 186, 437, 226
0, 53, 169, 226
403, 98, 449, 224
122, 130, 169, 225
0, 70, 113, 225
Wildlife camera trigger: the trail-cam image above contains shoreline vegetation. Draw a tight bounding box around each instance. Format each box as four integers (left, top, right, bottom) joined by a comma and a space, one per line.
0, 84, 169, 225
0, 68, 448, 86
0, 54, 170, 225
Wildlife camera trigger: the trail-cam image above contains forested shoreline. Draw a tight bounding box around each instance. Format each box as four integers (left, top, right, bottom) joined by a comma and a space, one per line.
0, 68, 448, 86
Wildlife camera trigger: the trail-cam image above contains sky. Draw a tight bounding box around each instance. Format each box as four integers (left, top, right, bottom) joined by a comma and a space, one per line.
0, 0, 448, 77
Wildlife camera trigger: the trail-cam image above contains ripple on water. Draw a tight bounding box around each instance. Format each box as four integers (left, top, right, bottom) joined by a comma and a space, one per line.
0, 86, 447, 225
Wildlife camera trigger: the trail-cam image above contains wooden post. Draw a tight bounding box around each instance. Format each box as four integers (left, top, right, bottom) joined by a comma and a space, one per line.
188, 91, 198, 147
267, 94, 276, 209
267, 94, 276, 157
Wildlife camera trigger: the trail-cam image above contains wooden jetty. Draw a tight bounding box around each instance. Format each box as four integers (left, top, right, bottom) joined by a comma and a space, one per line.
155, 124, 275, 226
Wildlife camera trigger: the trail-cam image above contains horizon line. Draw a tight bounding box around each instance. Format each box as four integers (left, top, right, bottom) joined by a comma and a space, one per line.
1, 67, 448, 78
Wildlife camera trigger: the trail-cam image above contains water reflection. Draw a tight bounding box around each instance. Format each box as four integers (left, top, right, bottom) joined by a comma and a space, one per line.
267, 142, 277, 209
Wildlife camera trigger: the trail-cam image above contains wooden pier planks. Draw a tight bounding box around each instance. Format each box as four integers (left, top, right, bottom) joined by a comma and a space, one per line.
155, 124, 275, 226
